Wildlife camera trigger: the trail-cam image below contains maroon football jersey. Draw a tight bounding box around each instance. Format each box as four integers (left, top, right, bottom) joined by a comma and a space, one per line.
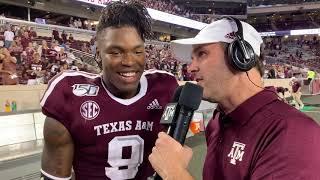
40, 70, 178, 180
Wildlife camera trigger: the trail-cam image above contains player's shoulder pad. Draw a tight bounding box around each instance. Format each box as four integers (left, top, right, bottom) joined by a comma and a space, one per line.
40, 71, 99, 107
143, 69, 178, 95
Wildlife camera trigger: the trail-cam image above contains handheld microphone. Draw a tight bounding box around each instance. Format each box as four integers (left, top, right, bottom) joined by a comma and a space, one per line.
160, 85, 183, 136
172, 82, 203, 144
150, 83, 203, 180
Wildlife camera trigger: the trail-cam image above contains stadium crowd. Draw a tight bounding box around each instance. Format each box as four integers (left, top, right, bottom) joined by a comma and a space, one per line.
0, 21, 320, 86
263, 36, 320, 79
0, 23, 97, 85
0, 23, 195, 85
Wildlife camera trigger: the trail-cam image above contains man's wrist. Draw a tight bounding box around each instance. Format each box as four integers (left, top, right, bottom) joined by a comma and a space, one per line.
165, 168, 194, 180
177, 168, 194, 180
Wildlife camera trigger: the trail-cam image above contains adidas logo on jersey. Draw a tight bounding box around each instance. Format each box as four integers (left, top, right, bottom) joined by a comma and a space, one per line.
147, 99, 162, 110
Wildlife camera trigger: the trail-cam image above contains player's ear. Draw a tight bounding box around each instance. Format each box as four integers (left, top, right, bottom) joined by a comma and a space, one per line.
95, 50, 102, 69
95, 49, 100, 59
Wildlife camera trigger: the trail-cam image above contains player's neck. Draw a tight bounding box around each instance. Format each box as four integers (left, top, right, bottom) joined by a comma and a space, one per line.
102, 78, 140, 99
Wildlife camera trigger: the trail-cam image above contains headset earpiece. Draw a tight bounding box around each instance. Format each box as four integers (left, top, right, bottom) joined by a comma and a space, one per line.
219, 16, 256, 72
228, 39, 256, 71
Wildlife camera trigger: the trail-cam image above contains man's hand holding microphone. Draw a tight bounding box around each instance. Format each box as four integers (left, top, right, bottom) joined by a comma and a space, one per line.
149, 82, 203, 180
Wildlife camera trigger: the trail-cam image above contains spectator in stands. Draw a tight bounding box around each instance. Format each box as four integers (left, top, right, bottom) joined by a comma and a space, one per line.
68, 33, 74, 43
4, 22, 10, 31
290, 77, 304, 109
74, 19, 82, 29
79, 63, 89, 72
51, 40, 61, 52
14, 36, 21, 44
70, 60, 79, 71
26, 52, 45, 85
65, 49, 76, 64
46, 42, 58, 63
19, 70, 29, 85
81, 42, 90, 53
23, 42, 35, 65
21, 31, 31, 50
8, 40, 23, 65
0, 26, 4, 36
16, 26, 24, 37
34, 42, 42, 57
46, 58, 60, 77
181, 63, 192, 81
29, 27, 37, 40
0, 48, 18, 85
87, 21, 92, 30
69, 17, 74, 28
52, 28, 60, 42
59, 62, 68, 72
4, 26, 14, 48
267, 67, 276, 79
284, 66, 293, 78
57, 47, 68, 63
61, 30, 68, 44
40, 40, 49, 59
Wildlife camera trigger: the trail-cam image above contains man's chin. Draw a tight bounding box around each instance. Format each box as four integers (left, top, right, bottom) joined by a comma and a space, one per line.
202, 93, 218, 104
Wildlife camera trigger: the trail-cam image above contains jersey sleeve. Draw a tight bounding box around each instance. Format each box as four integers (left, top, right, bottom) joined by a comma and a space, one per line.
40, 72, 72, 129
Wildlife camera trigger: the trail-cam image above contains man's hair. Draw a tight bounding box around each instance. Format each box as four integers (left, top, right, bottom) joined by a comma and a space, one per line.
96, 0, 152, 41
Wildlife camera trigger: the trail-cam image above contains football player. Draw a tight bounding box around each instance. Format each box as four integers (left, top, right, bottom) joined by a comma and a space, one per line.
40, 1, 178, 179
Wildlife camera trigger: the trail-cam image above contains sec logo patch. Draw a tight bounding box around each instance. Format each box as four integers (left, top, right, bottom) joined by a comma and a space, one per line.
80, 100, 100, 120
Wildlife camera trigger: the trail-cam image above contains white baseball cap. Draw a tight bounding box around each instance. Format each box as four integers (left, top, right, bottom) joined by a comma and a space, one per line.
171, 19, 263, 63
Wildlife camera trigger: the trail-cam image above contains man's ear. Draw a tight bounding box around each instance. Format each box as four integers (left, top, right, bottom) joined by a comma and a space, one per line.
95, 50, 102, 69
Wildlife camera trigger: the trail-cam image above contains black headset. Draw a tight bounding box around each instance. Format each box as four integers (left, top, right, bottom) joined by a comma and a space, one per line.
218, 16, 257, 72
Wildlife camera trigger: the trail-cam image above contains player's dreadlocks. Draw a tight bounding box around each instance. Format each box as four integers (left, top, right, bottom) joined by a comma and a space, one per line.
96, 0, 152, 41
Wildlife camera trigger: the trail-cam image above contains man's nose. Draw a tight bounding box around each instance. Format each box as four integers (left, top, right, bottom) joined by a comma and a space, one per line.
121, 53, 135, 66
188, 59, 199, 73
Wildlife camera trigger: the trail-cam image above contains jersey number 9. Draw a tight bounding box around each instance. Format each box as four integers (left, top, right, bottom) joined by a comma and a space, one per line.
105, 135, 144, 179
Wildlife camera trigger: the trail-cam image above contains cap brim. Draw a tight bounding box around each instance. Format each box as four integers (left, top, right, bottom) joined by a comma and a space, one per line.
171, 38, 218, 63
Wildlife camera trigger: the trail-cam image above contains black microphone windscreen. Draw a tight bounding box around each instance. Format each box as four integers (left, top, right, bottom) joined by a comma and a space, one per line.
178, 82, 203, 110
171, 85, 184, 103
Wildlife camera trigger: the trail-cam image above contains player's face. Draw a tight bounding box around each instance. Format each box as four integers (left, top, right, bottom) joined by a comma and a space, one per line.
97, 26, 145, 99
189, 43, 236, 103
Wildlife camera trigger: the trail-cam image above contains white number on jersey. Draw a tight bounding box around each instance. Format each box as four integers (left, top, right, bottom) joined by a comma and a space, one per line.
105, 135, 144, 180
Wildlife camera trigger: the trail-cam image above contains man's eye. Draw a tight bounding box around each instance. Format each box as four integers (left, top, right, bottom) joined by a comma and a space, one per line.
110, 52, 121, 55
198, 51, 206, 57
